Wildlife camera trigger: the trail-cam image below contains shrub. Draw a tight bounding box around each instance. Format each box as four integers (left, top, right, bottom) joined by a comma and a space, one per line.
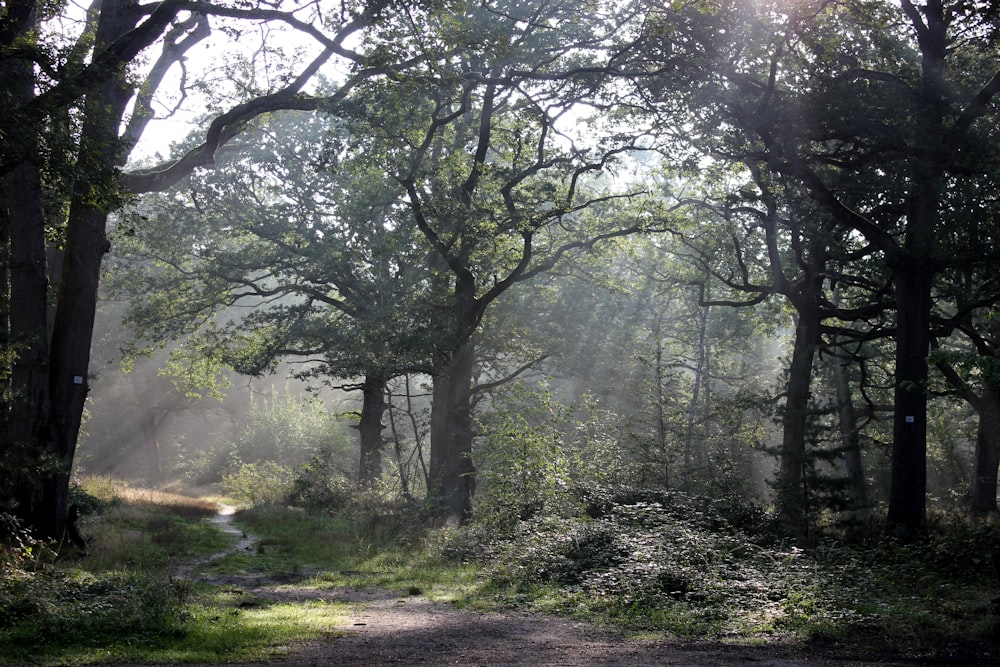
222, 461, 295, 508
0, 513, 54, 575
287, 450, 356, 512
178, 392, 355, 485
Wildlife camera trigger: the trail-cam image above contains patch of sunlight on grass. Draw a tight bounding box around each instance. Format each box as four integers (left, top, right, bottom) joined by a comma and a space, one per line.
43, 598, 350, 666
78, 474, 219, 518
78, 507, 231, 573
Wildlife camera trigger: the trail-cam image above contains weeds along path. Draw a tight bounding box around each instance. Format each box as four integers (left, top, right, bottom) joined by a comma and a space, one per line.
172, 504, 257, 581
164, 506, 930, 667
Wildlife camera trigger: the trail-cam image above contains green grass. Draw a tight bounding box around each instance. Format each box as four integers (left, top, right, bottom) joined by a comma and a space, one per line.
214, 505, 480, 602
0, 477, 355, 666
0, 578, 350, 666
4, 476, 999, 664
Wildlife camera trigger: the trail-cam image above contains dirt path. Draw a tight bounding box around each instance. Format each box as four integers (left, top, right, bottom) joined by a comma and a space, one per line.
163, 507, 978, 666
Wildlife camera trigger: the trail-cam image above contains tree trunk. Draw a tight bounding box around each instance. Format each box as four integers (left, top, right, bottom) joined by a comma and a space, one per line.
884, 0, 948, 540
886, 262, 933, 538
683, 299, 710, 490
428, 339, 477, 526
357, 373, 388, 488
652, 315, 669, 488
970, 382, 1000, 514
777, 304, 819, 538
28, 0, 136, 540
139, 409, 162, 479
833, 353, 869, 518
2, 26, 57, 528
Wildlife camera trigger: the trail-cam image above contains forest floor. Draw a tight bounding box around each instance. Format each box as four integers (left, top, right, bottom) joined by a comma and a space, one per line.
114, 506, 977, 667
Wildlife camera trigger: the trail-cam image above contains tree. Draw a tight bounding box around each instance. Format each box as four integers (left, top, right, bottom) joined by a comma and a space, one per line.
342, 0, 655, 523
1, 0, 386, 539
635, 0, 1000, 537
112, 109, 432, 488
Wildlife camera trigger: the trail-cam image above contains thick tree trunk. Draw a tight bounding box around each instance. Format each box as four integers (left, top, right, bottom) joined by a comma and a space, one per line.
970, 383, 1000, 514
886, 262, 933, 538
2, 35, 56, 526
885, 0, 947, 538
357, 373, 388, 488
777, 304, 819, 537
428, 339, 477, 526
27, 0, 136, 540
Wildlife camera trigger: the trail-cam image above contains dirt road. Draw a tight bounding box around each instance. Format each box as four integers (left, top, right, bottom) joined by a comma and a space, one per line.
152, 507, 986, 666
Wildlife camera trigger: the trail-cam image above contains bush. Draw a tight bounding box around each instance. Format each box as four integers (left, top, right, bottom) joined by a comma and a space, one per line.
0, 513, 54, 575
222, 461, 295, 508
287, 450, 356, 512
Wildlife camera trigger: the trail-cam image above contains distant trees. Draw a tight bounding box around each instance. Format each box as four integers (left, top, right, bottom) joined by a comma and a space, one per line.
112, 109, 432, 488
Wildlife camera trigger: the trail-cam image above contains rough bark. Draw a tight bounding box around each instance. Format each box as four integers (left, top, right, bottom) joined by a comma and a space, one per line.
970, 383, 1000, 514
358, 373, 388, 488
428, 338, 477, 527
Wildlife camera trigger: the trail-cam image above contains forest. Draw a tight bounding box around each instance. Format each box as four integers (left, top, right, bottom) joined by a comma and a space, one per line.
2, 0, 1000, 663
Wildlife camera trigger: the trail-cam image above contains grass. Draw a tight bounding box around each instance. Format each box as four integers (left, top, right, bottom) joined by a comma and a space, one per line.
0, 476, 353, 666
213, 504, 480, 602
4, 476, 1000, 664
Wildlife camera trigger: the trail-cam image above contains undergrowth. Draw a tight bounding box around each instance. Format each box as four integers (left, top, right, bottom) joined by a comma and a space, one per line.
0, 476, 347, 665
3, 475, 999, 664
444, 486, 1000, 659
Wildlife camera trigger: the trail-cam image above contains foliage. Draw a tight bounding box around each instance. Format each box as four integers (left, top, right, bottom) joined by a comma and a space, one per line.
447, 488, 1000, 656
0, 513, 55, 575
475, 381, 575, 530
222, 461, 296, 509
286, 450, 357, 512
178, 392, 353, 486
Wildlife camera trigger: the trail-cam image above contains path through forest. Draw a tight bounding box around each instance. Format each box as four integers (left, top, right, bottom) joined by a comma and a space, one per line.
152, 506, 962, 666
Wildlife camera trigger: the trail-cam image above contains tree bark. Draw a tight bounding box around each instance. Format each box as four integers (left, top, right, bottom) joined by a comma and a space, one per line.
2, 14, 56, 524
357, 373, 388, 488
428, 338, 477, 526
970, 382, 1000, 514
886, 261, 933, 538
777, 304, 819, 537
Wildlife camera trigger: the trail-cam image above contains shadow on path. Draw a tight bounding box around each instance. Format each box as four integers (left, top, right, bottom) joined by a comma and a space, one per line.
154, 505, 956, 667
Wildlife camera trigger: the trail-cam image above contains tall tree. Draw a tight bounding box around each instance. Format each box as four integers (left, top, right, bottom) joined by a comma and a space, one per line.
112, 109, 432, 488
1, 0, 385, 539
346, 0, 654, 523
636, 0, 1000, 537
